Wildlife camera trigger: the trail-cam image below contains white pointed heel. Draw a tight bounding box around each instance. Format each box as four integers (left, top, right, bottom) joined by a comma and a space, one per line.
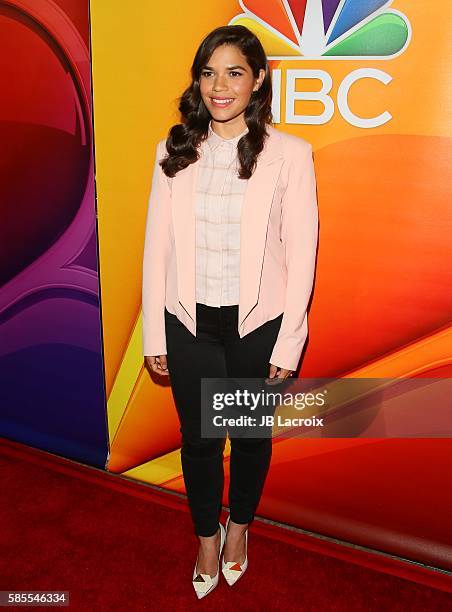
221, 515, 248, 586
192, 522, 226, 599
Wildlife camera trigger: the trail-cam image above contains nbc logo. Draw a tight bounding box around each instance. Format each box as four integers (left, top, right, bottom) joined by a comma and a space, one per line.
229, 0, 412, 127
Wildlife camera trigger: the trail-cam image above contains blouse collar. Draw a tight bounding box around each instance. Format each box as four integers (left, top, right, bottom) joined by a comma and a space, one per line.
206, 120, 249, 152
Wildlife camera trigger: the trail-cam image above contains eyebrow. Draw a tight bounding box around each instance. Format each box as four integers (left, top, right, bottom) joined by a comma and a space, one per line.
202, 64, 247, 71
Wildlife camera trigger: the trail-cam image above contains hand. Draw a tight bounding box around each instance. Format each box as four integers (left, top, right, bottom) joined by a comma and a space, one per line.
145, 355, 170, 377
265, 363, 294, 385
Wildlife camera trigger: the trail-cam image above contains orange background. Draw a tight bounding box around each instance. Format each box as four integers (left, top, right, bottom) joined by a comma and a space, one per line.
90, 1, 452, 569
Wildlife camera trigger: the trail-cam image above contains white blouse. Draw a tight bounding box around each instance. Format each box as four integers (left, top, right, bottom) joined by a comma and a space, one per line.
195, 121, 249, 307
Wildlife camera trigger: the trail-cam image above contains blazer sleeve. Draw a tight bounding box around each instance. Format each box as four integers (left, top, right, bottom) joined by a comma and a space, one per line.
269, 142, 319, 372
142, 139, 172, 357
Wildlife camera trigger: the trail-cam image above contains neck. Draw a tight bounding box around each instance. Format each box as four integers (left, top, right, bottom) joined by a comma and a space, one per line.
210, 114, 248, 140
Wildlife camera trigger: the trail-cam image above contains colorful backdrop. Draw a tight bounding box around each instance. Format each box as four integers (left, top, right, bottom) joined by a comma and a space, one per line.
2, 0, 447, 569
92, 0, 452, 570
0, 0, 107, 467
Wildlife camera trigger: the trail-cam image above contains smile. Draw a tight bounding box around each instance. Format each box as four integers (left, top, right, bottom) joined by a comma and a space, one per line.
210, 97, 234, 107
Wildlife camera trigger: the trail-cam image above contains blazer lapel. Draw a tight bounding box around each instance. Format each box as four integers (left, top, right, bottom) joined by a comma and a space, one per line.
171, 160, 199, 322
171, 126, 284, 327
238, 130, 283, 329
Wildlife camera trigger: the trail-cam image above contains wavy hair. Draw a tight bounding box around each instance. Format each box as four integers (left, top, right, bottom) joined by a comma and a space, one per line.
160, 25, 273, 179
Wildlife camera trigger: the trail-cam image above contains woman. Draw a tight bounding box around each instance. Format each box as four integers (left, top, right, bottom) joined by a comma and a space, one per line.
142, 25, 318, 598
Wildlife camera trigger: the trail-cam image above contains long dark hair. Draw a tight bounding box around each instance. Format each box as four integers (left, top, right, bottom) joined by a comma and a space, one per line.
160, 25, 273, 179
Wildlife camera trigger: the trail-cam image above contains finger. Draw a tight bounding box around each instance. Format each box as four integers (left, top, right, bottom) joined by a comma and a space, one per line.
144, 357, 167, 377
266, 365, 294, 385
156, 356, 169, 376
144, 357, 153, 373
153, 364, 168, 376
267, 364, 278, 379
266, 364, 283, 385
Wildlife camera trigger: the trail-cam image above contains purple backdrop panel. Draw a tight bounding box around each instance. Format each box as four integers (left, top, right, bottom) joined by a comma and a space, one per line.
0, 0, 108, 467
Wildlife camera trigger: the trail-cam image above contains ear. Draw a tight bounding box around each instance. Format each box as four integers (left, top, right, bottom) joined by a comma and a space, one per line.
254, 68, 266, 91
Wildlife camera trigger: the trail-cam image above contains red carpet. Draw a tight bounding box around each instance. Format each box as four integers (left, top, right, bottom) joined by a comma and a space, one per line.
1, 437, 451, 611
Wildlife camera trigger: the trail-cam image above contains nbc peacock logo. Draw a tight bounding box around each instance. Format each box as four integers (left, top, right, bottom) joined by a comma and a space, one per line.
229, 1, 411, 126
229, 0, 411, 60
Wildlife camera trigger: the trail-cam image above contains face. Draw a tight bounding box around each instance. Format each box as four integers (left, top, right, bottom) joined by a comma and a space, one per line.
199, 43, 265, 124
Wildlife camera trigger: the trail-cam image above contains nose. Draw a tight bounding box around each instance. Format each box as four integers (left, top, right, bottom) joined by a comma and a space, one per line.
212, 74, 227, 91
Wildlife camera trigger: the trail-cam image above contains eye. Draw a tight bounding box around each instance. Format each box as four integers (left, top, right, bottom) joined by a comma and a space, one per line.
200, 69, 243, 79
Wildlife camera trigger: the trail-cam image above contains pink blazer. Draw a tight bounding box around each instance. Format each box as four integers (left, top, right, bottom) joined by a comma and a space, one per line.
142, 124, 319, 371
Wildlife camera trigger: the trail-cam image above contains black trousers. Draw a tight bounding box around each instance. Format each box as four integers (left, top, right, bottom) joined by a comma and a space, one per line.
164, 302, 283, 537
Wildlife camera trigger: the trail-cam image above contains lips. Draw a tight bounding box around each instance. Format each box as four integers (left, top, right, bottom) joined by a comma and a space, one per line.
210, 97, 234, 108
